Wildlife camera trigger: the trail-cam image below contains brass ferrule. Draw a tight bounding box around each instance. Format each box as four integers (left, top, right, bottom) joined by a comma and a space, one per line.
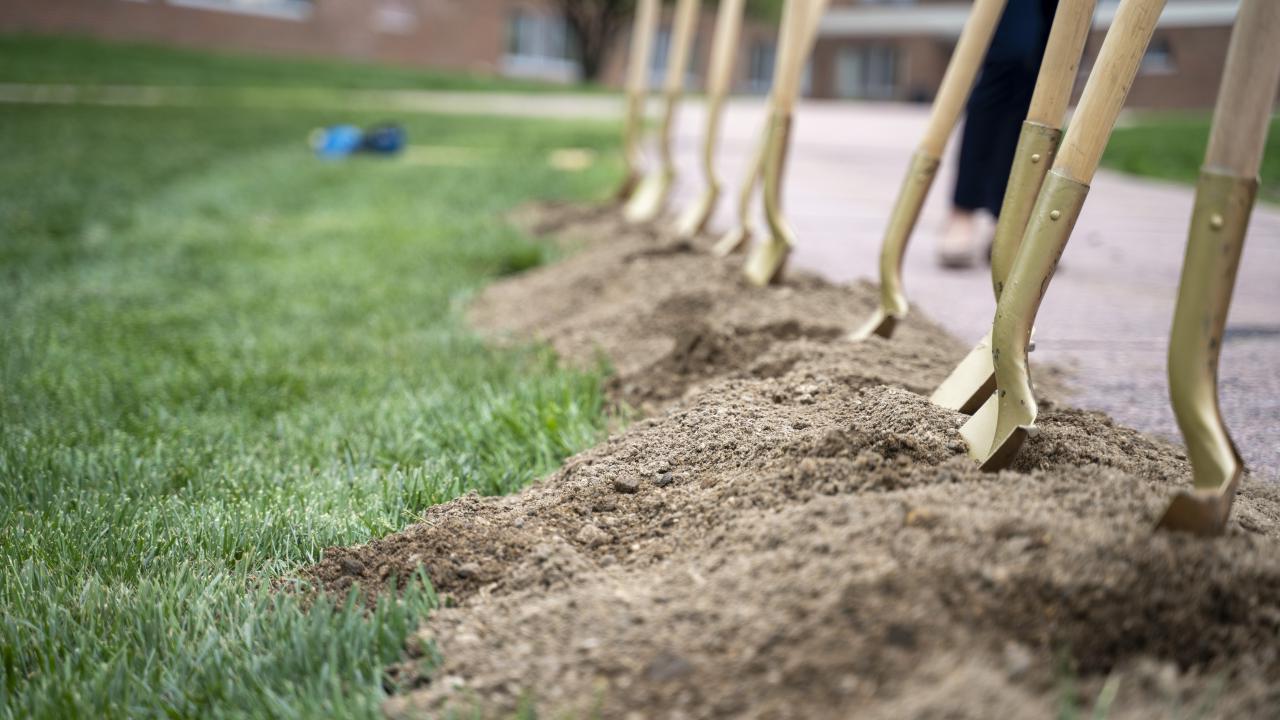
621, 94, 644, 170
991, 121, 1062, 300
876, 151, 940, 318
989, 169, 1089, 452
734, 125, 768, 227
701, 95, 727, 193
762, 110, 795, 248
1169, 169, 1255, 491
658, 90, 681, 173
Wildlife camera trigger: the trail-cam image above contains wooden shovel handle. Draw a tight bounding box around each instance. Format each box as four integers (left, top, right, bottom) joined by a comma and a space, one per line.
1026, 0, 1098, 126
799, 0, 831, 66
919, 0, 1008, 157
664, 0, 702, 96
773, 0, 831, 114
626, 0, 660, 96
1055, 0, 1166, 184
770, 0, 806, 114
706, 0, 746, 99
1205, 0, 1280, 177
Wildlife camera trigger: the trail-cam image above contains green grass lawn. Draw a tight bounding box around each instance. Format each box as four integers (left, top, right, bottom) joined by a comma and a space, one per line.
0, 73, 621, 716
0, 34, 603, 93
1104, 114, 1280, 204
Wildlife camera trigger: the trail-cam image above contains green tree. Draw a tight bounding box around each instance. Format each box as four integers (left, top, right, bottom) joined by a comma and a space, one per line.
558, 0, 635, 83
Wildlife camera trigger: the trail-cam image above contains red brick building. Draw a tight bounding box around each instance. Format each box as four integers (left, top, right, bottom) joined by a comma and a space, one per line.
0, 0, 780, 92
0, 0, 1252, 108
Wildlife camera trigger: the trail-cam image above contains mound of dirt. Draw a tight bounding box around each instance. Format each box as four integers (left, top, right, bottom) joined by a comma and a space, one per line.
304, 203, 1280, 718
475, 204, 995, 415
506, 200, 650, 252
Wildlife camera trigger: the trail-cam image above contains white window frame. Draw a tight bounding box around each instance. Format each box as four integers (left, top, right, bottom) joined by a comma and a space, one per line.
502, 10, 581, 84
162, 0, 313, 22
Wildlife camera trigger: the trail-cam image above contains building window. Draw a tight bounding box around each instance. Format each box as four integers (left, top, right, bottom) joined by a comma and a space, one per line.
649, 28, 673, 85
647, 26, 702, 88
503, 10, 580, 83
836, 45, 899, 100
163, 0, 313, 21
1140, 36, 1176, 75
374, 0, 418, 35
747, 40, 775, 94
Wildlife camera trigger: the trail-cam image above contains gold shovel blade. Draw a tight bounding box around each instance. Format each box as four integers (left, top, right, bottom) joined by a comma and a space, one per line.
674, 185, 719, 239
959, 394, 1034, 471
742, 237, 790, 286
1156, 469, 1241, 537
614, 170, 642, 202
847, 308, 896, 341
711, 225, 750, 257
624, 170, 671, 224
1156, 171, 1255, 537
964, 171, 1089, 470
929, 332, 996, 413
742, 111, 794, 286
849, 151, 941, 343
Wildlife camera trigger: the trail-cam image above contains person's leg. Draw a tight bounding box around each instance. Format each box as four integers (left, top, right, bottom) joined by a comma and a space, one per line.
980, 61, 1039, 216
939, 0, 1055, 268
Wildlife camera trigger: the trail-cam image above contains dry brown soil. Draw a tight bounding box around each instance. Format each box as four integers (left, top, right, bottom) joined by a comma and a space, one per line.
304, 202, 1280, 719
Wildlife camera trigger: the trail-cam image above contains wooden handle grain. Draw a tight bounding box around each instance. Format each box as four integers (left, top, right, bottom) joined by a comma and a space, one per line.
664, 0, 702, 95
773, 0, 827, 113
1205, 0, 1280, 177
769, 0, 804, 113
919, 0, 1008, 156
626, 0, 660, 95
706, 0, 746, 98
1055, 0, 1167, 184
799, 0, 831, 61
1026, 0, 1098, 126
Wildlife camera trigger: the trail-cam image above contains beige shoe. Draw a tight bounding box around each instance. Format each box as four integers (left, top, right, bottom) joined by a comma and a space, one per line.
936, 211, 993, 269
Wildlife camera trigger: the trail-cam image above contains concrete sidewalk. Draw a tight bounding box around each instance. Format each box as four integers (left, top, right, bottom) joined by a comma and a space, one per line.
663, 99, 1279, 479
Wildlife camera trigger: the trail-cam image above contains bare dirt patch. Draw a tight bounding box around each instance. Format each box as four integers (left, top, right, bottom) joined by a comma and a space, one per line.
475, 204, 977, 415
305, 203, 1280, 719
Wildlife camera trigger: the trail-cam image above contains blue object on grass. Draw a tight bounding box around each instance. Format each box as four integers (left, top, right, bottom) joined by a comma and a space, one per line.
359, 124, 407, 154
309, 123, 406, 158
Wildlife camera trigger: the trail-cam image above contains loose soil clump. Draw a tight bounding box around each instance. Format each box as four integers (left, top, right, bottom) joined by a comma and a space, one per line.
305, 203, 1280, 718
474, 205, 973, 414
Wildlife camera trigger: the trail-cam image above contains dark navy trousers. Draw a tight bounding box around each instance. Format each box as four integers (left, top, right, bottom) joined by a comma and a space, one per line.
953, 0, 1060, 216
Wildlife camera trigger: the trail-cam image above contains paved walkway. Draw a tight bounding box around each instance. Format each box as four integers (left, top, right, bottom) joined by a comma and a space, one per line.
664, 99, 1280, 479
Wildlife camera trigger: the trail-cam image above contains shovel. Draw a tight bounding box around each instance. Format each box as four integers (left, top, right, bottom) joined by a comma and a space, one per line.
1157, 0, 1279, 536
742, 0, 829, 286
624, 0, 701, 224
961, 0, 1169, 470
675, 0, 746, 239
848, 0, 1007, 340
712, 0, 823, 259
930, 0, 1098, 413
711, 109, 770, 257
615, 0, 661, 201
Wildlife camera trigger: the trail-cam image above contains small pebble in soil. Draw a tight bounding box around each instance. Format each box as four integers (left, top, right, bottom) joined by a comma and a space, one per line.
904, 508, 939, 528
644, 652, 694, 683
574, 524, 611, 548
1003, 641, 1033, 679
455, 563, 481, 580
612, 476, 640, 494
654, 472, 675, 487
